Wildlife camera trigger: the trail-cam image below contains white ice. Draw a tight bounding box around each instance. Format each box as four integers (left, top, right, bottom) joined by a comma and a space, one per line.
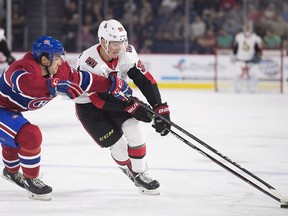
1, 89, 288, 216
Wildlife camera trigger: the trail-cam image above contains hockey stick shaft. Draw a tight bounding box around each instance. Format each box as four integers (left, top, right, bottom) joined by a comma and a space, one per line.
169, 129, 282, 203
126, 95, 287, 203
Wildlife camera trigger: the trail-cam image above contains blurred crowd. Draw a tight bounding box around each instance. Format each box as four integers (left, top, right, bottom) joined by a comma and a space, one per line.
1, 0, 288, 53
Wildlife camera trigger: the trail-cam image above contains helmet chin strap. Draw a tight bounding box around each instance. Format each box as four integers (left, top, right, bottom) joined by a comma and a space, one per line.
44, 67, 52, 78
40, 60, 53, 77
101, 43, 114, 60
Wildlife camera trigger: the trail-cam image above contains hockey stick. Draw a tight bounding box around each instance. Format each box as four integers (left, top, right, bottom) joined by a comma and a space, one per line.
125, 95, 288, 207
169, 129, 288, 207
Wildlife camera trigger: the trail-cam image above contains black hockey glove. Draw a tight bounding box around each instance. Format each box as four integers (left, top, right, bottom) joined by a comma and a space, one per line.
153, 102, 171, 136
124, 97, 153, 123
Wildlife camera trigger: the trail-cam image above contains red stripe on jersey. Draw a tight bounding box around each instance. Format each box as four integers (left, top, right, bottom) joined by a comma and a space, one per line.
136, 60, 157, 84
89, 93, 105, 108
128, 145, 146, 159
0, 122, 16, 138
145, 71, 157, 84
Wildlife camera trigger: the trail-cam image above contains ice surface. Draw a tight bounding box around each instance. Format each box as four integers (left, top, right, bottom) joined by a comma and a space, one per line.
1, 89, 288, 216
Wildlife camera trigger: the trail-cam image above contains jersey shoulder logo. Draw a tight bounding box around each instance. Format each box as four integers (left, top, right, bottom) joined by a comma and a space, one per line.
126, 44, 132, 53
136, 60, 147, 74
85, 57, 98, 68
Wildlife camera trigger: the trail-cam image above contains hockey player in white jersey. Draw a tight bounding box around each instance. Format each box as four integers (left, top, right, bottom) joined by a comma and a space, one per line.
232, 21, 262, 93
75, 19, 171, 195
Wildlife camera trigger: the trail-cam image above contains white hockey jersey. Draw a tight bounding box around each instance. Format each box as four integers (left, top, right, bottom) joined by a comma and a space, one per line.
75, 44, 139, 104
234, 32, 262, 61
75, 44, 160, 107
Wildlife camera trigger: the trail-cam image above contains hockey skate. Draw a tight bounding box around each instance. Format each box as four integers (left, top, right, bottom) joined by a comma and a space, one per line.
120, 167, 160, 195
23, 177, 53, 201
2, 168, 25, 189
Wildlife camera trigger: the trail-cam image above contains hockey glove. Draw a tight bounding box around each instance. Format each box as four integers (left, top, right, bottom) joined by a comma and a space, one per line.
48, 78, 83, 99
124, 97, 153, 123
153, 102, 171, 136
108, 73, 132, 101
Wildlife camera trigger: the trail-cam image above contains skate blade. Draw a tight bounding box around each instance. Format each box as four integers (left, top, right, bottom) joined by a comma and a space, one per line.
28, 192, 52, 201
138, 187, 160, 196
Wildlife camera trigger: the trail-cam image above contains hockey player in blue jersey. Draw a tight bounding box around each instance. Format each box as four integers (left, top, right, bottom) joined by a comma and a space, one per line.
0, 35, 132, 200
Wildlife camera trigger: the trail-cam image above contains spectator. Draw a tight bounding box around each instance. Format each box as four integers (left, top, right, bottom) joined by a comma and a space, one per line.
0, 1, 5, 25
263, 28, 282, 49
189, 15, 206, 41
193, 0, 218, 16
160, 0, 178, 14
139, 0, 153, 27
223, 16, 242, 36
79, 26, 96, 50
247, 2, 262, 23
90, 1, 104, 34
71, 0, 288, 54
280, 2, 288, 22
62, 1, 79, 52
216, 27, 233, 48
271, 15, 288, 38
219, 0, 237, 12
139, 40, 153, 53
226, 2, 242, 24
212, 9, 229, 32
11, 2, 25, 51
174, 13, 188, 42
261, 2, 278, 23
194, 28, 216, 54
202, 8, 216, 28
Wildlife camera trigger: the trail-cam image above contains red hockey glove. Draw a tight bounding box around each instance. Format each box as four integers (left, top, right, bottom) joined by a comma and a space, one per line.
48, 78, 83, 99
108, 73, 132, 101
153, 102, 171, 136
124, 97, 153, 123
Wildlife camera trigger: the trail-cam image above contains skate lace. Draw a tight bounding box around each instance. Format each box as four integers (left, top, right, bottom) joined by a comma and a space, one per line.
31, 178, 46, 188
137, 172, 153, 183
14, 173, 24, 183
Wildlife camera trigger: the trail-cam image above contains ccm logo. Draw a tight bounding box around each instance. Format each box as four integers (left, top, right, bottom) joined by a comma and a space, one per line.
99, 129, 114, 141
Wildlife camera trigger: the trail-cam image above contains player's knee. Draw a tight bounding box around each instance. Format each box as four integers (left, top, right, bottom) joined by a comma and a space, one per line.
122, 118, 145, 147
15, 123, 42, 151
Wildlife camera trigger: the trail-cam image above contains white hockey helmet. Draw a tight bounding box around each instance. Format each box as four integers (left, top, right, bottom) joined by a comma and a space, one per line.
98, 19, 127, 49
